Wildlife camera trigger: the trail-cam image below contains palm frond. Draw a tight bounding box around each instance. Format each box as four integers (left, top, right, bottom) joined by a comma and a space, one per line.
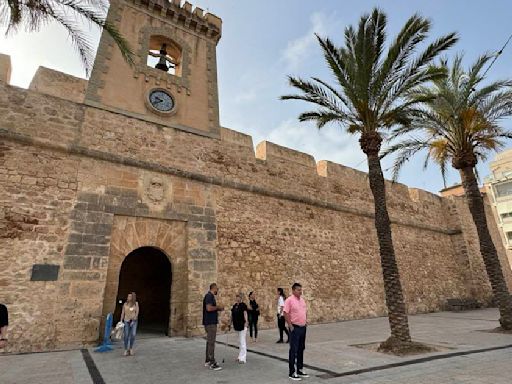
298, 110, 348, 129
282, 7, 458, 166
381, 139, 430, 180
281, 76, 348, 116
1, 0, 134, 76
315, 34, 359, 106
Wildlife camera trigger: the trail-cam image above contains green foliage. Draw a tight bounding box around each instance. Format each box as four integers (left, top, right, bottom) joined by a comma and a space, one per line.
281, 8, 458, 140
383, 54, 512, 183
1, 0, 134, 76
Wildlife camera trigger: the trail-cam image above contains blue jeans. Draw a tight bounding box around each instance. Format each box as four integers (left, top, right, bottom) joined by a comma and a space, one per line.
289, 325, 306, 375
123, 320, 137, 350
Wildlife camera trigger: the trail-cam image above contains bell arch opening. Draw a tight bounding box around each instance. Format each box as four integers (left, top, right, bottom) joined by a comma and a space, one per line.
113, 246, 172, 335
146, 35, 182, 76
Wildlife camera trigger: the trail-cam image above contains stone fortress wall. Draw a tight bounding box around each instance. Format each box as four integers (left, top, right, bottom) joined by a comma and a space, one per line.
1, 51, 512, 352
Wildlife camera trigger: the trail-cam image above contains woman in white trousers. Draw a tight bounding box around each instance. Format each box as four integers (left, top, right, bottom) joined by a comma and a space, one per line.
230, 293, 248, 363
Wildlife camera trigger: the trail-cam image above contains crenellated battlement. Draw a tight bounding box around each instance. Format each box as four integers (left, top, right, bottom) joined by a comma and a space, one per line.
125, 0, 222, 41
0, 53, 11, 83
2, 60, 444, 208
255, 141, 317, 170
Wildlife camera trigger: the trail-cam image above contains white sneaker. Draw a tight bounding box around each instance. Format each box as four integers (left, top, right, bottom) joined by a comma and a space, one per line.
289, 373, 302, 381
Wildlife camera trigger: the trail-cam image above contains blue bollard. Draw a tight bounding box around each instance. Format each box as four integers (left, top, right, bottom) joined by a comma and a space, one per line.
94, 313, 113, 352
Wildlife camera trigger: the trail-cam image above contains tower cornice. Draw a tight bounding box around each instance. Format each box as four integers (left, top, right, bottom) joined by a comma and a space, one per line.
125, 0, 222, 43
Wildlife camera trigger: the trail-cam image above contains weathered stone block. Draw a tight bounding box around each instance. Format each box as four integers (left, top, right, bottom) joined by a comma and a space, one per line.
190, 206, 204, 215
63, 256, 91, 270
82, 234, 110, 245
84, 223, 112, 236
189, 248, 213, 259
202, 223, 216, 231
193, 260, 215, 271
62, 271, 101, 281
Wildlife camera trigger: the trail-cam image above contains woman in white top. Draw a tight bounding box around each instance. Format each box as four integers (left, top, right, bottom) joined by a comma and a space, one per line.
276, 287, 289, 343
120, 292, 139, 356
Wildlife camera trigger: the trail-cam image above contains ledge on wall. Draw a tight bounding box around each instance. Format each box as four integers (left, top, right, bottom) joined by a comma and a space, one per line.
220, 127, 253, 148
0, 53, 11, 84
409, 188, 442, 203
29, 66, 87, 103
255, 141, 316, 171
317, 159, 368, 181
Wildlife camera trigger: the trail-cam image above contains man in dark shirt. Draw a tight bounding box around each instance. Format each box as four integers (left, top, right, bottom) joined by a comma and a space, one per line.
0, 303, 8, 348
203, 283, 224, 370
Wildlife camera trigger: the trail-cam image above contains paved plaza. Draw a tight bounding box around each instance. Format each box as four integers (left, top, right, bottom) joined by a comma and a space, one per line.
1, 309, 511, 384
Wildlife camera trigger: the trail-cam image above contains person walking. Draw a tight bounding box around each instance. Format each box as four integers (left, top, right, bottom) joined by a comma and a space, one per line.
203, 283, 224, 370
284, 283, 309, 381
230, 293, 248, 363
0, 303, 8, 349
120, 292, 139, 356
247, 291, 260, 342
276, 287, 289, 343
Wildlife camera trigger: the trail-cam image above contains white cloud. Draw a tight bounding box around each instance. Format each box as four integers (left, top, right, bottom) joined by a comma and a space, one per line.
0, 22, 100, 88
266, 118, 366, 170
280, 12, 337, 71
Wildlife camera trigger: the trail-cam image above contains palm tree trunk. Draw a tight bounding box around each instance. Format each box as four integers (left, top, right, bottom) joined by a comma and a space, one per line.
459, 166, 512, 329
361, 133, 411, 343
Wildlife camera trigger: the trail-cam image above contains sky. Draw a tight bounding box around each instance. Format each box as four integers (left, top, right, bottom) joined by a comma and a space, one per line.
1, 0, 512, 194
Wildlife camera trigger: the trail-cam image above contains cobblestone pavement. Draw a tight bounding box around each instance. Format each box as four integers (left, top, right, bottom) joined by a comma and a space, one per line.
1, 309, 511, 384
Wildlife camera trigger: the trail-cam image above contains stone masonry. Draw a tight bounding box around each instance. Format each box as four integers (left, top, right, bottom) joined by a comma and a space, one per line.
1, 0, 512, 354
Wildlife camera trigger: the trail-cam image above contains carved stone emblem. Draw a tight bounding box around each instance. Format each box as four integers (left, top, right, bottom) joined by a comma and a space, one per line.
146, 176, 165, 202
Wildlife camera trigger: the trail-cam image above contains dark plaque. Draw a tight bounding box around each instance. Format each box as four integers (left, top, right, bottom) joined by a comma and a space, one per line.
31, 264, 59, 281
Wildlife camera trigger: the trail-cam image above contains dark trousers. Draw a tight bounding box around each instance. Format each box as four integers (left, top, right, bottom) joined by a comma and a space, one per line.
277, 315, 289, 341
289, 325, 306, 375
205, 324, 217, 364
248, 313, 258, 338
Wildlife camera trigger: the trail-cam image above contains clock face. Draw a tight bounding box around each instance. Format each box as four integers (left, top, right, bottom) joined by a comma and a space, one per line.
148, 89, 175, 112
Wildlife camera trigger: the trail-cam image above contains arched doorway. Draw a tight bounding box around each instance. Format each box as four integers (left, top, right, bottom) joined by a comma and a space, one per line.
114, 247, 172, 335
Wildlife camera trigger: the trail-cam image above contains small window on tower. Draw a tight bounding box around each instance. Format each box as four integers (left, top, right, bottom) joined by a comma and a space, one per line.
147, 36, 182, 77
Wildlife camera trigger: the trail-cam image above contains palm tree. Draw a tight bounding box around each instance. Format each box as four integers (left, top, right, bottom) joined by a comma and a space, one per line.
0, 0, 133, 76
384, 54, 512, 330
281, 8, 458, 350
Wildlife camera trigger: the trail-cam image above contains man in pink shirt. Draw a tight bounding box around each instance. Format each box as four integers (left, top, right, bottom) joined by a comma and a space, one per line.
283, 283, 309, 381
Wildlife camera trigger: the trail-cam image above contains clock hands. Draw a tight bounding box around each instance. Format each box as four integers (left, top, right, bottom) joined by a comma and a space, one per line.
149, 90, 173, 111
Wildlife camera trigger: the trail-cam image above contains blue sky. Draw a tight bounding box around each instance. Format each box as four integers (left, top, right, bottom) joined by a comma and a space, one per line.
1, 0, 512, 193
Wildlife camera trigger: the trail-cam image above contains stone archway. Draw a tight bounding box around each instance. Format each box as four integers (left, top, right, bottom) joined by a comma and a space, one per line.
102, 216, 187, 336
114, 247, 172, 334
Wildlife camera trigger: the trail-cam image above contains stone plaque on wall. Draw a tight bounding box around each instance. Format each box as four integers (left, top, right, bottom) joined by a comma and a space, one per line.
31, 264, 60, 281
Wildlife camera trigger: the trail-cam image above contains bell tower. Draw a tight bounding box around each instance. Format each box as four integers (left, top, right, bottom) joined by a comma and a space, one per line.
85, 0, 222, 137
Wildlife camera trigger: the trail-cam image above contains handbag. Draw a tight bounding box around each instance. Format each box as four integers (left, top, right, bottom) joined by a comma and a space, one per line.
112, 321, 125, 340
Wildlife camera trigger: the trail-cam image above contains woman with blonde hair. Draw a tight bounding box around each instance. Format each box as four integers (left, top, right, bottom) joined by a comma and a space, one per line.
120, 292, 139, 356
230, 292, 248, 363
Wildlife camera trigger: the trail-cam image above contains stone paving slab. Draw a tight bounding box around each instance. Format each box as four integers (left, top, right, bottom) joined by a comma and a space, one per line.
1, 309, 512, 384
0, 350, 92, 384
242, 308, 512, 374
